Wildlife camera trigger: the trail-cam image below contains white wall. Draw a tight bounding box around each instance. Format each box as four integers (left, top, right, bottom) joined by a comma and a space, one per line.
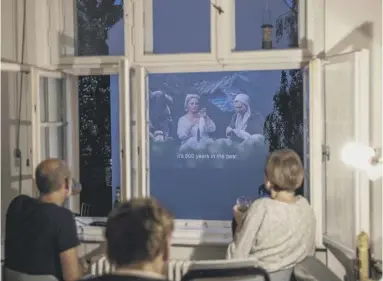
325, 0, 382, 256
1, 0, 36, 236
323, 0, 382, 278
1, 0, 76, 237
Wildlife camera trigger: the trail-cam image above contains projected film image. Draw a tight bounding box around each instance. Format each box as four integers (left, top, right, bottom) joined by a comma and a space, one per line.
149, 70, 304, 220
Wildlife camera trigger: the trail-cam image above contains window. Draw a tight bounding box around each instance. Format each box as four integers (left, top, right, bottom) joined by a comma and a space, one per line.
76, 0, 125, 56
321, 51, 370, 251
147, 69, 305, 220
78, 75, 115, 216
57, 1, 370, 250
145, 0, 211, 54
32, 70, 79, 208
234, 0, 301, 51
39, 77, 66, 160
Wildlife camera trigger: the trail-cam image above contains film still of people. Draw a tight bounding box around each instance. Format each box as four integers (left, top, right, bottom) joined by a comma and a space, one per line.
149, 90, 269, 169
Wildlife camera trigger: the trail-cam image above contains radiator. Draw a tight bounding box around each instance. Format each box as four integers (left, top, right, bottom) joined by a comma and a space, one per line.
90, 256, 192, 281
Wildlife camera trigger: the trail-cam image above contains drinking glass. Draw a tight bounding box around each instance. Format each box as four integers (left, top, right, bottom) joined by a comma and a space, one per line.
236, 196, 252, 212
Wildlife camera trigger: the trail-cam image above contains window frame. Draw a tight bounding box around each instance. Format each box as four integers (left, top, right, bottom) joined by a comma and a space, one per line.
30, 68, 79, 208
131, 59, 320, 245
45, 55, 320, 246
54, 0, 372, 248
131, 0, 315, 65
56, 53, 369, 249
217, 0, 308, 58
318, 50, 371, 254
59, 66, 131, 206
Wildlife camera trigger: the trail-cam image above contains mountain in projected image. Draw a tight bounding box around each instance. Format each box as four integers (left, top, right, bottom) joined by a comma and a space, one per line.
149, 71, 280, 118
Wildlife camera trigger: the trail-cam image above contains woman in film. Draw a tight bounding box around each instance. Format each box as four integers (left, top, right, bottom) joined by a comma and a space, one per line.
177, 94, 216, 152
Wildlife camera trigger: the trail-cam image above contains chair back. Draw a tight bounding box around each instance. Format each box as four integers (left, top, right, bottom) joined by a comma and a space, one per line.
294, 256, 341, 281
181, 260, 293, 281
3, 268, 59, 281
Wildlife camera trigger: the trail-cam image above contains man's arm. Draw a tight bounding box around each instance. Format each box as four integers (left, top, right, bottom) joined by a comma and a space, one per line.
57, 210, 82, 281
60, 247, 82, 281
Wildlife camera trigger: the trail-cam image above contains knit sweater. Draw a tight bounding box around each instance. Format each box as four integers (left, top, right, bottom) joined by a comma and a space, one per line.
227, 196, 316, 272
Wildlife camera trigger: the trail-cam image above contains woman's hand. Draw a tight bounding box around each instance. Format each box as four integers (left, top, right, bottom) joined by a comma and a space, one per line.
233, 205, 245, 226
198, 108, 207, 118
226, 126, 233, 135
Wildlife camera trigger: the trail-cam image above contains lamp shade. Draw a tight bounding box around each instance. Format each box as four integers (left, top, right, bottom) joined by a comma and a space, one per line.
341, 142, 375, 170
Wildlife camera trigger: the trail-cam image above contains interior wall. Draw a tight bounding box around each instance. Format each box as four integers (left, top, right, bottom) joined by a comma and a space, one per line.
1, 0, 35, 238
323, 0, 382, 277
0, 0, 76, 238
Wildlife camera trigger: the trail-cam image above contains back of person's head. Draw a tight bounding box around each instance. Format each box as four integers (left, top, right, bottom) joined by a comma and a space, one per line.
105, 198, 174, 271
264, 149, 304, 192
35, 159, 72, 196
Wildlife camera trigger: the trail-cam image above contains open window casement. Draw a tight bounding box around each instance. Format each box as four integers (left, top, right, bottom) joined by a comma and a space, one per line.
31, 68, 79, 209
119, 59, 133, 201
311, 50, 370, 252
126, 63, 150, 198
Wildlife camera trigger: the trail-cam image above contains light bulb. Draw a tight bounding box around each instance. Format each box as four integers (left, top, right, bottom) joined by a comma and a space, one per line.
341, 142, 376, 170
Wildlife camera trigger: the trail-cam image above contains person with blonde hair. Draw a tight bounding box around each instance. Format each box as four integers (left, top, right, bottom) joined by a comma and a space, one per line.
227, 149, 316, 275
177, 94, 216, 151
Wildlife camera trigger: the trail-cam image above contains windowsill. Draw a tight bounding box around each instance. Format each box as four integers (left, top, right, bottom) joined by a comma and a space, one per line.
76, 217, 233, 246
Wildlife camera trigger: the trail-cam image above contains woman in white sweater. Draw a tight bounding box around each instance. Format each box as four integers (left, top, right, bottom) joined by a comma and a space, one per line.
227, 149, 316, 273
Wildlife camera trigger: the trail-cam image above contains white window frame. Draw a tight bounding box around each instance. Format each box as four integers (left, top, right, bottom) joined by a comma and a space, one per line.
131, 0, 314, 66
316, 50, 371, 254
131, 60, 318, 245
318, 50, 370, 255
57, 55, 370, 249
30, 68, 79, 207
59, 66, 132, 206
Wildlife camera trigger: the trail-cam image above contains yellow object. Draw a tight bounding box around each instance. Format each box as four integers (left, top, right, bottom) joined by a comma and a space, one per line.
357, 231, 370, 281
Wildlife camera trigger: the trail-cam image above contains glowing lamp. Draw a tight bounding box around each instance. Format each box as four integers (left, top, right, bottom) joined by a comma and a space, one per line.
341, 142, 382, 181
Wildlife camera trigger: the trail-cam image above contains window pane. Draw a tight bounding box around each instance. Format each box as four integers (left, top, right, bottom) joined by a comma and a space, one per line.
148, 69, 304, 220
324, 59, 356, 249
48, 126, 65, 159
149, 0, 211, 54
40, 127, 48, 161
40, 77, 64, 122
235, 0, 299, 51
77, 0, 124, 56
40, 126, 65, 160
78, 75, 114, 216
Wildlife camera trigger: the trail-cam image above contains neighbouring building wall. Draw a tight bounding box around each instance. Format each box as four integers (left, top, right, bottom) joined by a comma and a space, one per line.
324, 0, 382, 278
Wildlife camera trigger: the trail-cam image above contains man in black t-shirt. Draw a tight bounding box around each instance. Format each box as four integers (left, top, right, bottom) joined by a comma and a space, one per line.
4, 159, 82, 281
87, 198, 174, 281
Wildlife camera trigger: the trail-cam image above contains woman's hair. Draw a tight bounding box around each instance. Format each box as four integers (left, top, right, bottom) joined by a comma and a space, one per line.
184, 94, 200, 111
105, 198, 174, 266
264, 149, 304, 192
